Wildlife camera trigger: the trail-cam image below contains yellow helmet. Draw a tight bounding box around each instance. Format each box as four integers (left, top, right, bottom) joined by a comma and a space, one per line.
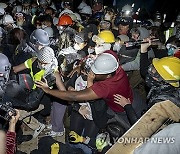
152, 56, 180, 87
93, 30, 115, 44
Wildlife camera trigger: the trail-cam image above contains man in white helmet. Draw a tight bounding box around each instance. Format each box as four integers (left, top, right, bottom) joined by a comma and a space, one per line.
36, 50, 134, 117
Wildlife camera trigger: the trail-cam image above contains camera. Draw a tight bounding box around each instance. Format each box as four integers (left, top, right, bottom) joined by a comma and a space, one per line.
43, 73, 56, 87
0, 102, 17, 121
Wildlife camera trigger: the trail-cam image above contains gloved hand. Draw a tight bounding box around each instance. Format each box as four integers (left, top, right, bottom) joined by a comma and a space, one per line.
69, 131, 84, 143
51, 143, 60, 154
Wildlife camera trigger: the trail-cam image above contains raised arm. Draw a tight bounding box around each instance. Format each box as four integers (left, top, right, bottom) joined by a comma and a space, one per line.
35, 80, 100, 102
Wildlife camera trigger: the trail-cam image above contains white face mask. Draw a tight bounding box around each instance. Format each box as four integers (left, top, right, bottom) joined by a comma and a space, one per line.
74, 43, 81, 50
95, 43, 111, 54
104, 13, 111, 21
88, 48, 95, 54
41, 24, 47, 29
17, 21, 24, 26
113, 42, 121, 52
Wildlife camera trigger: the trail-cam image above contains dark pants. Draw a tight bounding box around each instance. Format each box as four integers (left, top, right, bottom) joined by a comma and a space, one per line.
51, 101, 67, 132
70, 110, 99, 148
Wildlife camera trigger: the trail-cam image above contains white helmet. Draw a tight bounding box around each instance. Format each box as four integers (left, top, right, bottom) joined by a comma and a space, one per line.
44, 27, 54, 37
0, 7, 5, 15
0, 53, 11, 83
91, 53, 119, 74
2, 14, 14, 25
122, 4, 133, 13
78, 1, 87, 10
80, 5, 92, 15
0, 3, 7, 9
30, 29, 50, 46
121, 4, 133, 17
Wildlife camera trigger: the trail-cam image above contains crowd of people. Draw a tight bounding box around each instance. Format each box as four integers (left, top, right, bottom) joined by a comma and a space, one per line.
0, 0, 180, 154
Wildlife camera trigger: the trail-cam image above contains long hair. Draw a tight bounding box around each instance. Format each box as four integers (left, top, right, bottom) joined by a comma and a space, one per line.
9, 28, 27, 45
57, 30, 75, 51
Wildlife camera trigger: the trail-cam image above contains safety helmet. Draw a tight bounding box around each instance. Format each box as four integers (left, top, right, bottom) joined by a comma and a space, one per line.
91, 53, 119, 74
2, 14, 14, 25
30, 29, 50, 46
121, 4, 133, 17
43, 27, 54, 37
77, 1, 87, 10
93, 30, 115, 44
0, 53, 11, 83
0, 3, 7, 9
0, 7, 5, 15
57, 14, 73, 26
79, 5, 92, 15
0, 53, 11, 74
152, 57, 180, 87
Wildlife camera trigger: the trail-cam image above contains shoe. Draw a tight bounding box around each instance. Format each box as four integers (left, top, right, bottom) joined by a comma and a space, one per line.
33, 122, 45, 138
45, 130, 64, 137
17, 135, 33, 145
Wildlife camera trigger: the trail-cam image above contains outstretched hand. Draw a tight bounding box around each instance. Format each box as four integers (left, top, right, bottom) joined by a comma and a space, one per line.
141, 38, 152, 53
114, 94, 131, 107
35, 80, 50, 93
9, 109, 20, 132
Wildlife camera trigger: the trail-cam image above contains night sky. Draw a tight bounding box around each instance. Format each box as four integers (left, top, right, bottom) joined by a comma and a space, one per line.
105, 0, 179, 22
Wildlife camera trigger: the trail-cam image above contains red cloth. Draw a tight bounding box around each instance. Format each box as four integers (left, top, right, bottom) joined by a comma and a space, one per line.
6, 131, 16, 154
91, 66, 133, 112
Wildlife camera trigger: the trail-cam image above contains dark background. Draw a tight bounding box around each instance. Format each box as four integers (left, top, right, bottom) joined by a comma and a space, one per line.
3, 0, 180, 22
75, 0, 180, 22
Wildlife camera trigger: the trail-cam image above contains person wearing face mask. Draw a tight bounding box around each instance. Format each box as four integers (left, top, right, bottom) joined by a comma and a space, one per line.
31, 0, 38, 16
2, 14, 17, 33
165, 36, 180, 59
14, 12, 35, 36
13, 29, 66, 137
56, 14, 76, 36
92, 30, 115, 55
41, 14, 59, 39
140, 39, 180, 107
65, 57, 104, 154
83, 24, 98, 55
74, 31, 89, 58
104, 7, 116, 22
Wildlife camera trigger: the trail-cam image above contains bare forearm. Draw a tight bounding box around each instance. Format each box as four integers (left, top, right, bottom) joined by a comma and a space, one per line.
0, 131, 6, 154
46, 88, 98, 102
